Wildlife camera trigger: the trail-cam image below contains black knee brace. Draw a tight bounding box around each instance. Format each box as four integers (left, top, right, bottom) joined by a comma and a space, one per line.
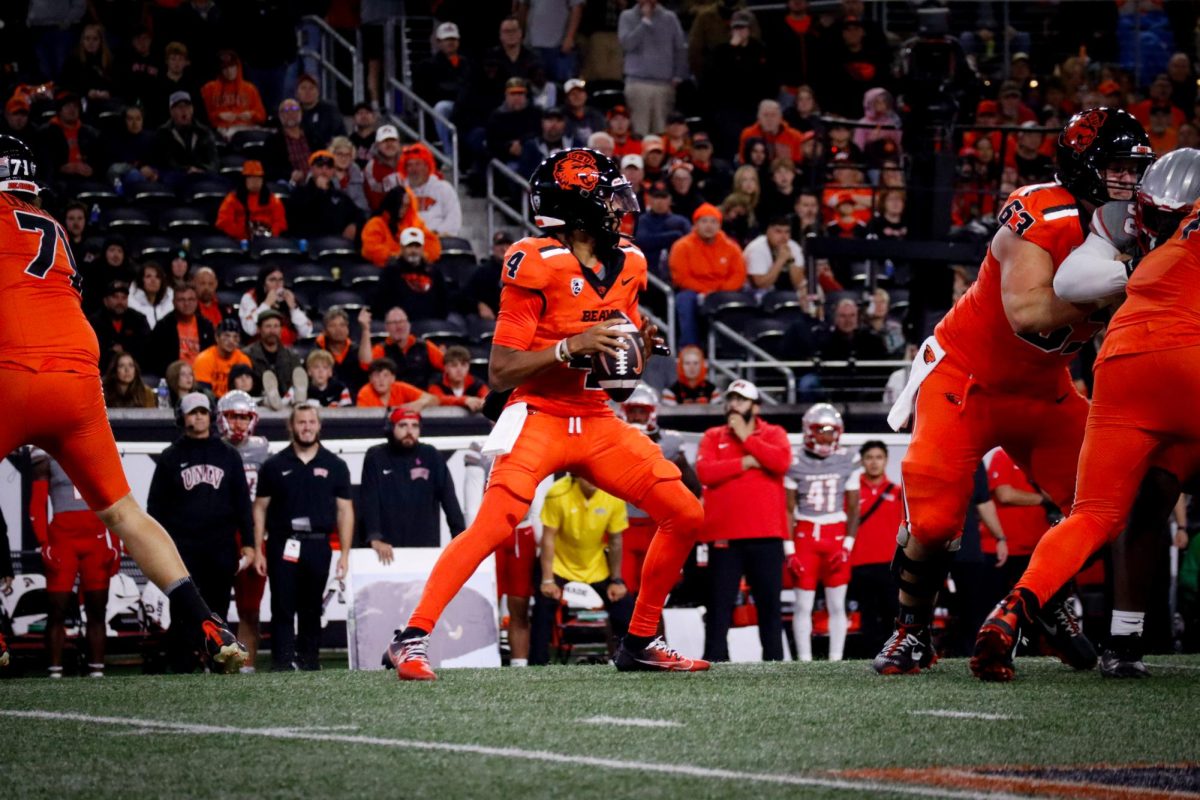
890, 526, 955, 601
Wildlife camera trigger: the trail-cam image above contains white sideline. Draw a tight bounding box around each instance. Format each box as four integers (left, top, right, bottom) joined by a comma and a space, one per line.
1, 709, 1028, 799
579, 715, 683, 728
909, 710, 1016, 721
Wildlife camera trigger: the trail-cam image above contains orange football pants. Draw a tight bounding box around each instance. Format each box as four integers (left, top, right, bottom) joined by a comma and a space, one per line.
902, 358, 1088, 548
1018, 347, 1200, 605
0, 367, 130, 511
409, 412, 703, 637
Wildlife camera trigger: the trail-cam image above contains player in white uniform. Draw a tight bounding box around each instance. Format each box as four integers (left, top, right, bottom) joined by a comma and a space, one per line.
1054, 147, 1200, 677
784, 404, 861, 661
217, 391, 271, 673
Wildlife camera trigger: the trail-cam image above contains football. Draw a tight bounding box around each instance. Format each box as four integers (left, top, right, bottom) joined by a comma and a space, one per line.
591, 313, 645, 402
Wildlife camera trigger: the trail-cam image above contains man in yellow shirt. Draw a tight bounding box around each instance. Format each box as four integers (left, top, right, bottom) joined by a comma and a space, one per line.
530, 474, 633, 665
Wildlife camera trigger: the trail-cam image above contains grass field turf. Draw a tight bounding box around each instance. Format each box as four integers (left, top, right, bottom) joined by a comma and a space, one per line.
3, 656, 1200, 799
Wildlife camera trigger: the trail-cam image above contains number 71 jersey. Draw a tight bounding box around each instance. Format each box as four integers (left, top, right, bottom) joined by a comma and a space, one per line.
0, 194, 99, 375
934, 183, 1102, 393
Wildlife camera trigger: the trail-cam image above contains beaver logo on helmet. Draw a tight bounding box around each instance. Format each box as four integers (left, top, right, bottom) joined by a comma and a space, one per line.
1063, 109, 1108, 154
553, 150, 601, 193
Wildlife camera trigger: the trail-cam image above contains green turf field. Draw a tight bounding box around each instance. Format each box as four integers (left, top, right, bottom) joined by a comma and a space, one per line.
3, 656, 1200, 799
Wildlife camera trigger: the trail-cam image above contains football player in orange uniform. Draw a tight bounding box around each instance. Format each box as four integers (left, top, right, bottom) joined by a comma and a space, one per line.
387, 148, 708, 680
973, 148, 1200, 682
875, 109, 1154, 675
0, 136, 246, 672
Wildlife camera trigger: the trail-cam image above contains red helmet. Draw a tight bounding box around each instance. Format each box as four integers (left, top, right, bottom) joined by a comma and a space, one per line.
802, 403, 843, 457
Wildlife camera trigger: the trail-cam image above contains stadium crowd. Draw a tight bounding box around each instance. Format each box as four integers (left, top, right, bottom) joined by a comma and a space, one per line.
3, 0, 1200, 671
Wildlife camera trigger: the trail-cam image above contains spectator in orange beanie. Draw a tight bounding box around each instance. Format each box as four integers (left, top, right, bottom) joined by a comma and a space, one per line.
668, 202, 746, 346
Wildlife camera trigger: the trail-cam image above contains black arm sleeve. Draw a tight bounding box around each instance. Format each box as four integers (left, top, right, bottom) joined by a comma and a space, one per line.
146, 448, 175, 529
0, 508, 13, 580
227, 445, 254, 549
359, 448, 383, 542
437, 453, 466, 537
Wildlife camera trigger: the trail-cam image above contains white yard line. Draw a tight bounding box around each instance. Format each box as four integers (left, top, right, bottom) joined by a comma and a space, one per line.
1143, 662, 1200, 671
1, 709, 1027, 800
578, 715, 683, 728
909, 710, 1017, 721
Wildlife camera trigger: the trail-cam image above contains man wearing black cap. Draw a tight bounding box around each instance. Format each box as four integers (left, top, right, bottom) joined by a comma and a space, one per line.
245, 309, 304, 410
486, 78, 542, 169
194, 317, 253, 398
688, 132, 732, 201
360, 409, 465, 558
635, 181, 691, 276
466, 231, 514, 319
518, 104, 574, 176
147, 392, 254, 671
149, 90, 219, 181
88, 280, 151, 373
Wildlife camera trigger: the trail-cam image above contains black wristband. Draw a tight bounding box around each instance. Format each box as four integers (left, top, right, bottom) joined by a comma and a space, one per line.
610, 578, 625, 585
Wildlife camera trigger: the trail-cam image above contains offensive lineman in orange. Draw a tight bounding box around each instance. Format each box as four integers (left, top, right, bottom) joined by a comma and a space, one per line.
0, 136, 246, 671
874, 110, 1155, 674
387, 148, 708, 679
972, 156, 1200, 681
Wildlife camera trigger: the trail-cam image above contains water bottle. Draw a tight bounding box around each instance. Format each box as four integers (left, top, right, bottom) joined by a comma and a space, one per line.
156, 378, 170, 409
90, 203, 101, 224
298, 238, 308, 254
240, 239, 249, 252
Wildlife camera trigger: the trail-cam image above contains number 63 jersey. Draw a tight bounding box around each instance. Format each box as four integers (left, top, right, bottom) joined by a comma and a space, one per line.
935, 183, 1102, 393
0, 194, 98, 375
784, 448, 860, 522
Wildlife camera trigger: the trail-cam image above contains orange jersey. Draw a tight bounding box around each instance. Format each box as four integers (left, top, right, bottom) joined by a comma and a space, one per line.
935, 183, 1102, 393
0, 194, 99, 374
1100, 202, 1200, 364
492, 236, 647, 417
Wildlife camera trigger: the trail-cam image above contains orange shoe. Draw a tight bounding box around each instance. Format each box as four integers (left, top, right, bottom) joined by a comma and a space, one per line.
385, 633, 437, 681
971, 591, 1033, 682
613, 636, 710, 672
201, 614, 248, 674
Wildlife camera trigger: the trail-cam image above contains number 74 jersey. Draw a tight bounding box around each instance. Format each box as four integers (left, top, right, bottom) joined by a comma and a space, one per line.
0, 193, 99, 375
784, 448, 860, 522
934, 183, 1103, 393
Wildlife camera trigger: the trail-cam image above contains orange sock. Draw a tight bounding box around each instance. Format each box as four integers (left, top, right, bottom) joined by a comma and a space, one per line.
408, 486, 529, 633
1016, 512, 1114, 606
627, 480, 704, 637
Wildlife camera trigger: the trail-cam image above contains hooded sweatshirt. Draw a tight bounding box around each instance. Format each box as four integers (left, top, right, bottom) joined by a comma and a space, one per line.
201, 54, 267, 136
361, 185, 442, 265
662, 345, 720, 404
854, 87, 902, 152
667, 204, 747, 293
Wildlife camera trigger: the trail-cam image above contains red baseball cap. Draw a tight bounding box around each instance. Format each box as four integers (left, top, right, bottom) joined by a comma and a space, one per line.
388, 408, 421, 424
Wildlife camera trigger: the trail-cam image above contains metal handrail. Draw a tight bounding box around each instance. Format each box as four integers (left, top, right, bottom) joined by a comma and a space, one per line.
734, 359, 910, 369
298, 15, 363, 106
709, 321, 797, 404
643, 271, 676, 355
385, 76, 460, 185
487, 159, 538, 242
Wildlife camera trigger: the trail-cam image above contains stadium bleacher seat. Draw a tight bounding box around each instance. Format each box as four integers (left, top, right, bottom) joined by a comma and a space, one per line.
134, 234, 180, 262
250, 236, 305, 263
287, 263, 338, 292
219, 154, 246, 177
317, 288, 368, 314
216, 288, 242, 308
220, 262, 261, 290
130, 184, 178, 207
74, 181, 121, 206
193, 233, 246, 267
701, 291, 759, 325
340, 263, 381, 290
467, 317, 495, 343
741, 317, 789, 358
888, 288, 909, 316
157, 206, 212, 236
438, 236, 474, 258
412, 318, 468, 347
230, 129, 272, 157
100, 206, 153, 232
309, 236, 358, 264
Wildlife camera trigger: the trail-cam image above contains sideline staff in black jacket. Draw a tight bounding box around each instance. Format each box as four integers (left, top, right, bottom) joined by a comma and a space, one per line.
360, 409, 465, 564
147, 392, 253, 669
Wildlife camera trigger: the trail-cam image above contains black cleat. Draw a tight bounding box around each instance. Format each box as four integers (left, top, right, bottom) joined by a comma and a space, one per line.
201, 614, 248, 674
1035, 592, 1098, 671
1099, 634, 1150, 679
872, 622, 937, 675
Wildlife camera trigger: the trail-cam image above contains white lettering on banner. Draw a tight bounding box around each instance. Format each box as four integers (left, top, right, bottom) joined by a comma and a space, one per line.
181, 464, 225, 491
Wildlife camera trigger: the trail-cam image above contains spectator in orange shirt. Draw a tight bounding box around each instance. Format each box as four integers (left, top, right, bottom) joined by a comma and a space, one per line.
356, 358, 439, 410
358, 306, 446, 390
738, 100, 807, 164
607, 104, 642, 157
201, 50, 267, 139
215, 160, 288, 240
193, 318, 253, 398
1148, 104, 1179, 155
668, 202, 747, 346
661, 111, 691, 161
1130, 74, 1187, 128
427, 345, 489, 413
361, 186, 441, 266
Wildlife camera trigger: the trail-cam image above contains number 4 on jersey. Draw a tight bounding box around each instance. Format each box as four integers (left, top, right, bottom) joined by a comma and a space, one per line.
14, 210, 81, 290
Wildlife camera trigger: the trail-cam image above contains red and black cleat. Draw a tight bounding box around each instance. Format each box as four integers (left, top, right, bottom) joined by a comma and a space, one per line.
613, 636, 710, 672
971, 591, 1034, 682
201, 614, 248, 674
1035, 591, 1098, 671
385, 632, 437, 681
